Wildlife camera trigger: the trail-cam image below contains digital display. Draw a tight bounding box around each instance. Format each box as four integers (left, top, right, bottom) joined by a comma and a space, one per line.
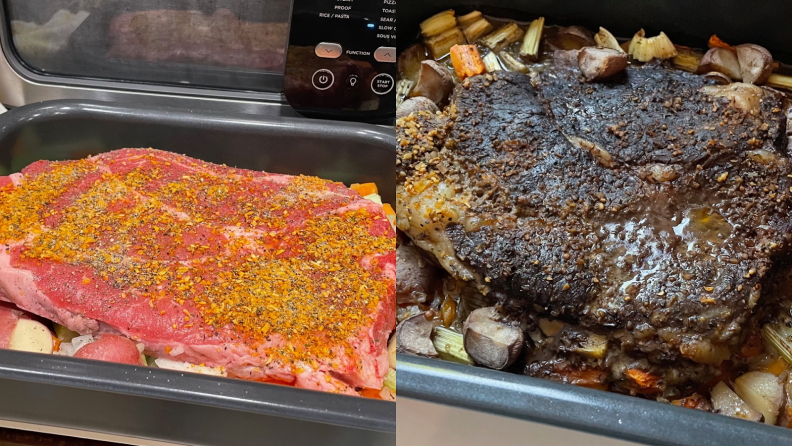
284, 0, 396, 122
291, 0, 395, 47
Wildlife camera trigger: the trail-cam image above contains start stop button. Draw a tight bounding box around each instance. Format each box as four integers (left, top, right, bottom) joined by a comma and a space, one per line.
370, 73, 394, 95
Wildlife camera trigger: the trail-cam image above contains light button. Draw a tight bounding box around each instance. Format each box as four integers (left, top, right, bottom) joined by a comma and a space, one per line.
374, 46, 396, 63
315, 42, 342, 59
346, 75, 360, 88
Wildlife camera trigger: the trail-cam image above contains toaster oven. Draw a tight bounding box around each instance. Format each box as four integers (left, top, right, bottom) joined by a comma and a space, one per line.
0, 0, 396, 123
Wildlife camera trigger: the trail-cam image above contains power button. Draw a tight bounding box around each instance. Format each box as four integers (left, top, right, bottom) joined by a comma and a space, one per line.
312, 69, 334, 90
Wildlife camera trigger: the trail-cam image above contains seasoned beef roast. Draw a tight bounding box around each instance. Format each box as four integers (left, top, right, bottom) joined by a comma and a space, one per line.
107, 9, 287, 70
0, 149, 395, 394
397, 66, 792, 392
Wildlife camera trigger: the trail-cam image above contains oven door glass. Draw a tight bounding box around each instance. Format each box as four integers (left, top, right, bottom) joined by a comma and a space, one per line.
4, 0, 290, 92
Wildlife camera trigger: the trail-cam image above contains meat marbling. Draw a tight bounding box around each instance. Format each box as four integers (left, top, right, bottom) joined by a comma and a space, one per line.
397, 65, 792, 392
0, 149, 396, 394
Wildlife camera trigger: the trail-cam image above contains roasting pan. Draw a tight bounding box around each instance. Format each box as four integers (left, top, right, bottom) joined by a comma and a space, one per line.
0, 99, 395, 446
397, 1, 792, 445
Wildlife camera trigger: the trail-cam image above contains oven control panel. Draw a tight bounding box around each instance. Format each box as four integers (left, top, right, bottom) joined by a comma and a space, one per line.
284, 0, 396, 123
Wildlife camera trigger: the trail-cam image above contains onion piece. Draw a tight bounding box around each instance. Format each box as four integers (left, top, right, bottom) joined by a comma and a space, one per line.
154, 358, 227, 376
71, 334, 95, 352
711, 381, 763, 422
594, 27, 624, 53
628, 29, 677, 62
734, 371, 784, 425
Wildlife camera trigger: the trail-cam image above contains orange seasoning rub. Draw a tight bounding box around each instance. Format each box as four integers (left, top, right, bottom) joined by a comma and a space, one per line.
0, 150, 396, 389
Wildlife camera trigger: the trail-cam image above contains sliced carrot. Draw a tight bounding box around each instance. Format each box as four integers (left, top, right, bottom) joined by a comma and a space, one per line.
360, 388, 384, 400
671, 393, 710, 411
561, 368, 608, 391
382, 203, 395, 216
708, 34, 735, 51
450, 44, 486, 81
626, 368, 662, 393
764, 357, 788, 376
52, 336, 61, 353
350, 183, 378, 197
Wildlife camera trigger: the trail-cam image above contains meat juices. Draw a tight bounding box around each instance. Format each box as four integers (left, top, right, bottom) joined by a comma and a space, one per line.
0, 149, 395, 394
397, 66, 792, 394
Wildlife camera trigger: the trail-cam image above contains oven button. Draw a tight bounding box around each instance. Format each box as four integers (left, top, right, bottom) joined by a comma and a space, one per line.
312, 69, 334, 90
371, 73, 394, 95
346, 75, 360, 88
315, 42, 342, 59
374, 47, 396, 63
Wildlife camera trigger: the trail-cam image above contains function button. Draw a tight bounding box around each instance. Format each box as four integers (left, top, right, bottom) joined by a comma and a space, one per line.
315, 42, 342, 59
371, 73, 394, 95
374, 47, 396, 63
346, 74, 360, 88
312, 69, 335, 90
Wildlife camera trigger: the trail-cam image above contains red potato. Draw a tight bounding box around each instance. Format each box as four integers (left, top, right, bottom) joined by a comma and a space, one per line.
0, 304, 24, 348
698, 47, 741, 80
0, 303, 53, 354
735, 44, 773, 85
577, 47, 628, 81
74, 334, 142, 365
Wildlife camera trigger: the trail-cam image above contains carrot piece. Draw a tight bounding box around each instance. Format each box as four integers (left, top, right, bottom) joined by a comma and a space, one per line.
626, 368, 662, 392
671, 393, 711, 411
52, 336, 61, 353
350, 183, 378, 196
360, 388, 384, 400
382, 203, 395, 216
764, 357, 788, 376
561, 368, 608, 391
450, 44, 486, 80
708, 34, 735, 51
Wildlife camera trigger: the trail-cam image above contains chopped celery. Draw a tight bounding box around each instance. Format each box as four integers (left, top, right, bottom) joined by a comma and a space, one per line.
519, 17, 545, 61
432, 326, 474, 365
384, 368, 396, 393
54, 323, 78, 343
